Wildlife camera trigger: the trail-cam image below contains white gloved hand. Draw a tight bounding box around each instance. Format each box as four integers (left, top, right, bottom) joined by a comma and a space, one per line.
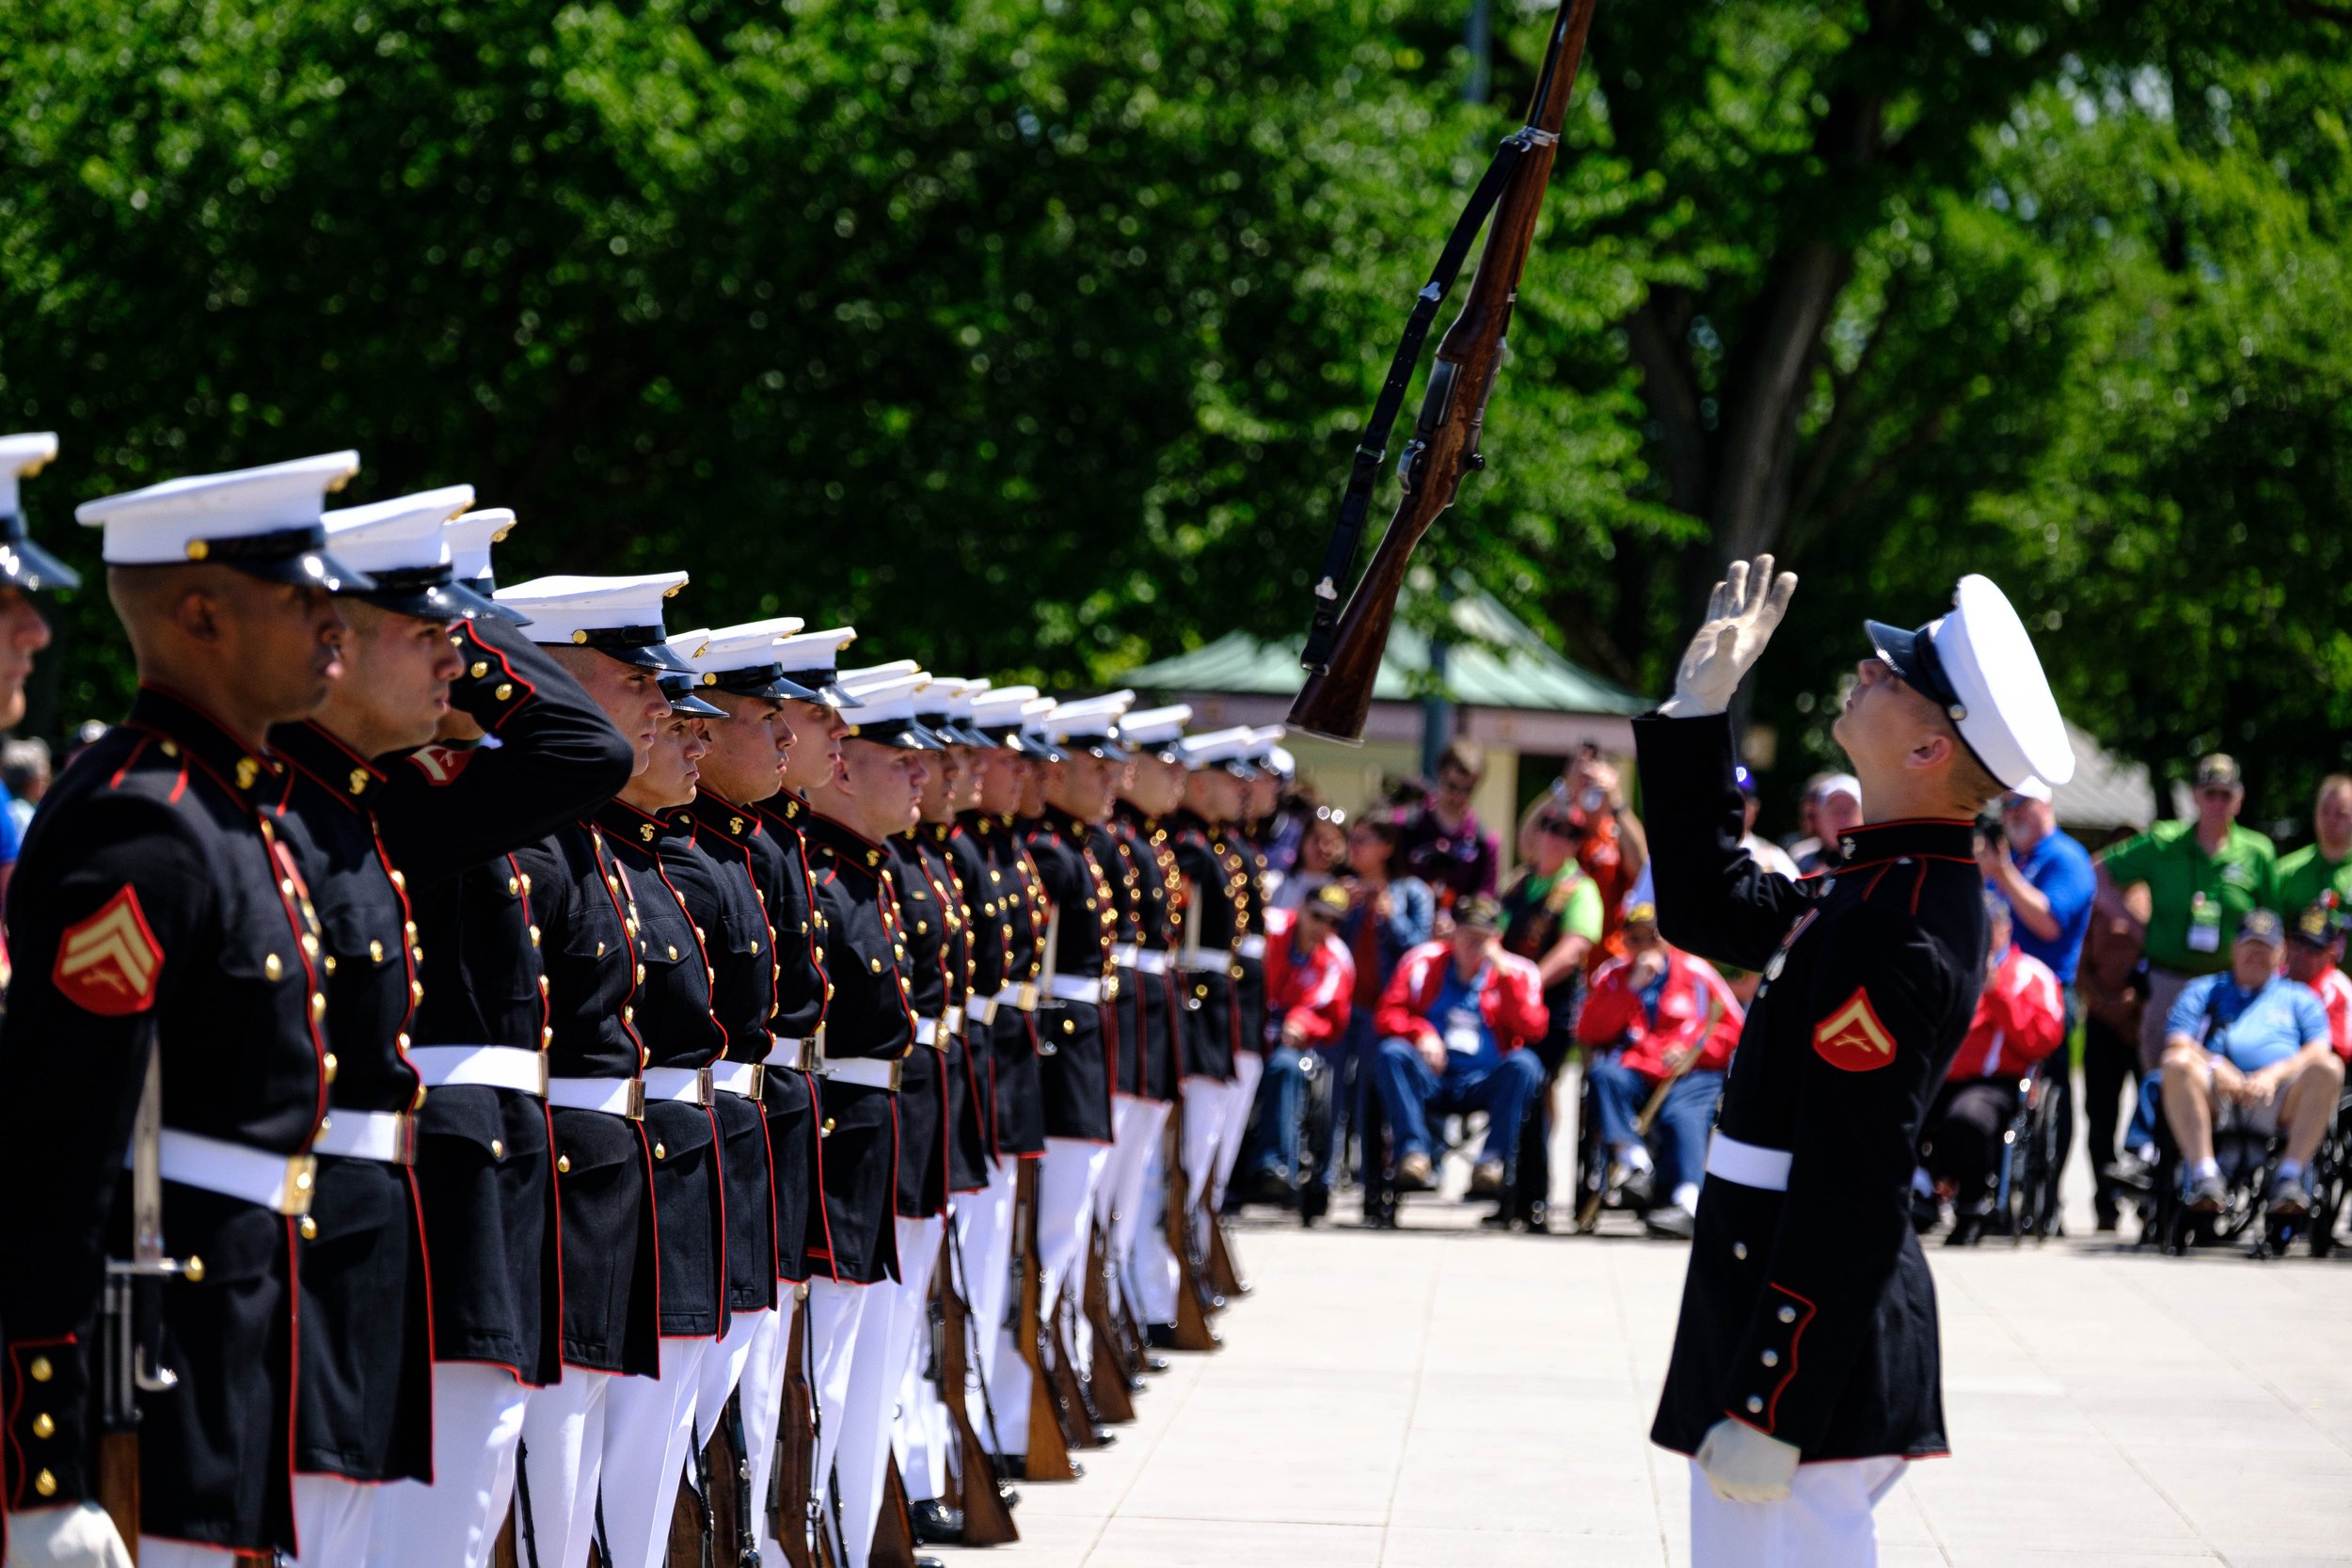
4, 1503, 134, 1568
1659, 555, 1799, 718
1695, 1416, 1802, 1502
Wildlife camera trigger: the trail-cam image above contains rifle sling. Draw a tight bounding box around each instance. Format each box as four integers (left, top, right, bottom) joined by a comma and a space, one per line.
1301, 133, 1530, 673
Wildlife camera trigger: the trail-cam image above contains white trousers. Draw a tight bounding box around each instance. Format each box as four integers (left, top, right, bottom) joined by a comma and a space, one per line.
365, 1362, 531, 1568
1134, 1081, 1220, 1324
1103, 1097, 1171, 1321
516, 1368, 614, 1568
840, 1215, 942, 1568
1209, 1051, 1265, 1211
600, 1337, 712, 1568
692, 1307, 769, 1448
1688, 1456, 1907, 1568
744, 1294, 803, 1568
992, 1140, 1110, 1455
285, 1474, 375, 1568
805, 1275, 882, 1554
959, 1161, 1020, 1458
898, 1198, 978, 1503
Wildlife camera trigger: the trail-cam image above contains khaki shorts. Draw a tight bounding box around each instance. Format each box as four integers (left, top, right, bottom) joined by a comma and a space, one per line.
2182, 1054, 2329, 1137
2140, 967, 2195, 1074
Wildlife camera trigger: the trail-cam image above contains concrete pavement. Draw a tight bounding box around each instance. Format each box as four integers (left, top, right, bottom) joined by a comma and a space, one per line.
928, 1075, 2352, 1568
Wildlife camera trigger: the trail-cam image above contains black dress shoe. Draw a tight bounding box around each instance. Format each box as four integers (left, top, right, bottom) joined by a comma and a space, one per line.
1143, 1354, 1169, 1372
917, 1558, 946, 1568
908, 1498, 964, 1544
1145, 1322, 1179, 1349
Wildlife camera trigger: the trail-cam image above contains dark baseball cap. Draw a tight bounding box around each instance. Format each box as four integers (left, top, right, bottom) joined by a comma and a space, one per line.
2238, 908, 2285, 948
1455, 895, 1503, 933
1302, 883, 1352, 922
2292, 902, 2343, 947
2194, 753, 2243, 790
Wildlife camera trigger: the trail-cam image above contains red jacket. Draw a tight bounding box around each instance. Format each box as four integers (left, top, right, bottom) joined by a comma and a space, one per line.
1262, 906, 1355, 1046
1576, 947, 1743, 1081
1375, 939, 1549, 1056
1947, 945, 2065, 1082
2308, 961, 2352, 1061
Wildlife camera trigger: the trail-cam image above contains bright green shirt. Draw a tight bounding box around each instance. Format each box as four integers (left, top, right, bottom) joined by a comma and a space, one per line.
2275, 845, 2352, 921
2100, 820, 2278, 974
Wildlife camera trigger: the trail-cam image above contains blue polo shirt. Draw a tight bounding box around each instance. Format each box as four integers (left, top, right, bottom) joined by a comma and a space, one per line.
2005, 828, 2094, 984
1432, 963, 1495, 1070
2166, 972, 2329, 1073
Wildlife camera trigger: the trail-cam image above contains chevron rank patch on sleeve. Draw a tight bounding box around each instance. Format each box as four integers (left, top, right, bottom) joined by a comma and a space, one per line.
1813, 985, 1897, 1072
54, 884, 165, 1015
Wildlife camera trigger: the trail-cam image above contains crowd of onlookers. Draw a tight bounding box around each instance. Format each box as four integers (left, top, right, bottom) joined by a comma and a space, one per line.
1232, 741, 2352, 1248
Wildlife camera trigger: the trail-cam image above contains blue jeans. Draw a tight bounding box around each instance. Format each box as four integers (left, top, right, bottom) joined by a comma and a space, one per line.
1248, 1044, 1311, 1181
1373, 1037, 1544, 1167
1585, 1053, 1722, 1196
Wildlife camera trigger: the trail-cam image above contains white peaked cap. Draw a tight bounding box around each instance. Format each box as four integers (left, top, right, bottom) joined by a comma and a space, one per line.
1115, 705, 1193, 748
444, 508, 516, 583
1176, 726, 1263, 768
78, 451, 361, 565
1046, 689, 1135, 739
967, 685, 1040, 729
1866, 574, 2074, 790
839, 673, 946, 750
946, 679, 992, 720
769, 625, 861, 707
0, 433, 59, 519
666, 616, 806, 667
496, 572, 693, 670
323, 484, 472, 574
839, 659, 921, 691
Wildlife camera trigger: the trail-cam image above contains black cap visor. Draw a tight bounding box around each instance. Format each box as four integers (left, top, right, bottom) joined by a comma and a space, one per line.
658, 679, 727, 718
189, 525, 378, 594
698, 665, 821, 703
1063, 736, 1132, 763
0, 523, 83, 592
844, 714, 947, 751
347, 572, 508, 625
1863, 618, 1966, 711
461, 575, 532, 625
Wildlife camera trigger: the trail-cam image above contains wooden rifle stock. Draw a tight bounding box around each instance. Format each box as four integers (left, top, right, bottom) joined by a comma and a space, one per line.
1010, 1160, 1081, 1480
1288, 0, 1599, 743
1079, 1216, 1136, 1423
1162, 1107, 1219, 1351
773, 1291, 818, 1568
934, 1228, 1019, 1544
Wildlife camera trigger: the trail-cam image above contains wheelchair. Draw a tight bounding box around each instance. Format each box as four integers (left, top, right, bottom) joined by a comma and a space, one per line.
1567, 1056, 1662, 1235
1992, 1062, 2065, 1243
2142, 1095, 2289, 1258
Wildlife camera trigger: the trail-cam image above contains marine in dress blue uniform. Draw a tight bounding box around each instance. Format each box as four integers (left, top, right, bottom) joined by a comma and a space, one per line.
1635, 561, 2074, 1568
366, 507, 638, 1568
2, 452, 368, 1565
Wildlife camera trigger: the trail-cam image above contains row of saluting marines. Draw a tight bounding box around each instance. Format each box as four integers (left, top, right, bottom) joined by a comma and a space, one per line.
0, 440, 1289, 1568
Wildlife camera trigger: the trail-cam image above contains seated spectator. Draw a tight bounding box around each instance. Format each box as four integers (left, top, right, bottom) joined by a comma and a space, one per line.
1233, 885, 1356, 1207
1371, 896, 1548, 1196
1332, 816, 1436, 1188
1918, 897, 2066, 1243
1795, 773, 1864, 873
1735, 765, 1801, 879
2284, 902, 2352, 1057
1398, 739, 1500, 913
1574, 904, 1743, 1238
1270, 805, 1347, 911
2159, 909, 2344, 1215
1496, 808, 1605, 1213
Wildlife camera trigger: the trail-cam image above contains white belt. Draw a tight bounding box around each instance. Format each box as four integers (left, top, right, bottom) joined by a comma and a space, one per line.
994, 982, 1041, 1014
914, 1016, 947, 1050
642, 1066, 716, 1106
1110, 943, 1139, 969
764, 1036, 811, 1071
311, 1110, 419, 1165
146, 1130, 317, 1217
814, 1054, 903, 1091
943, 1006, 963, 1037
1133, 950, 1172, 975
406, 1045, 548, 1097
1046, 974, 1105, 1005
711, 1061, 766, 1100
547, 1076, 646, 1120
965, 995, 999, 1027
1705, 1132, 1792, 1193
1235, 934, 1267, 960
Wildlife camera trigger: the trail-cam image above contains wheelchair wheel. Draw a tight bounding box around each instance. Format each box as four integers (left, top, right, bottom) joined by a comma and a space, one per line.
1570, 1069, 1608, 1235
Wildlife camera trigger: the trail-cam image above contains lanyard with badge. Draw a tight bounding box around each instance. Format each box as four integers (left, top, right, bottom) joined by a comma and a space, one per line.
2187, 890, 2221, 955
1444, 1002, 1485, 1058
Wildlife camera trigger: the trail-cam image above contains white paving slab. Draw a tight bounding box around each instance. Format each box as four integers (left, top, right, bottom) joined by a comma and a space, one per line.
926, 1073, 2352, 1568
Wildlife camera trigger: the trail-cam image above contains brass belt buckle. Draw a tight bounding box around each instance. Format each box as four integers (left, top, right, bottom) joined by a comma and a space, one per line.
392, 1114, 419, 1167
624, 1080, 646, 1121
746, 1064, 767, 1101
280, 1154, 319, 1217
694, 1066, 715, 1106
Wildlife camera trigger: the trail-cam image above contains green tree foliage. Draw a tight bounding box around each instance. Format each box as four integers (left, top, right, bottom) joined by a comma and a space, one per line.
3, 0, 2347, 828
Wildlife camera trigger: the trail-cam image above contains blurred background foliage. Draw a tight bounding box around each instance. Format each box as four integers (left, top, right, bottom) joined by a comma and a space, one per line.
3, 0, 2349, 827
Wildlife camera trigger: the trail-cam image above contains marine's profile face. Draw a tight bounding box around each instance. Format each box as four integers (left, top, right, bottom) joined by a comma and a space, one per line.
635, 712, 707, 809
333, 603, 463, 753
779, 696, 849, 792
0, 585, 52, 730
700, 691, 794, 804
564, 651, 673, 776
1832, 657, 1947, 786
230, 576, 349, 724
